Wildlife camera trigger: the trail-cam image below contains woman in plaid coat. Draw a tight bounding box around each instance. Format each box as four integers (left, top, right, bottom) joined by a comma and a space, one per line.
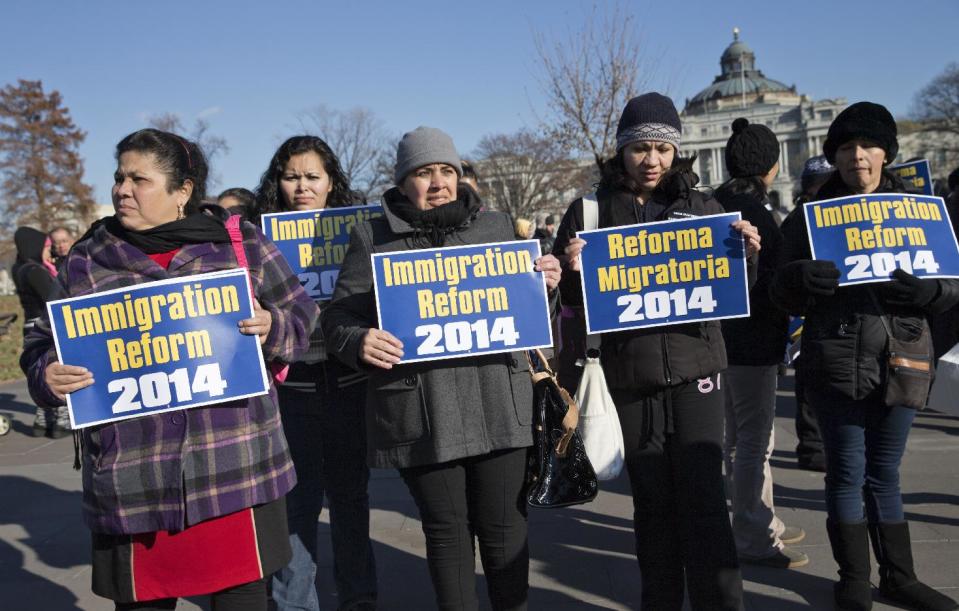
20, 129, 318, 611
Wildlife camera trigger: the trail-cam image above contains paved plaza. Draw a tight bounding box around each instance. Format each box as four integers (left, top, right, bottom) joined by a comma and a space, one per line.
1, 373, 956, 610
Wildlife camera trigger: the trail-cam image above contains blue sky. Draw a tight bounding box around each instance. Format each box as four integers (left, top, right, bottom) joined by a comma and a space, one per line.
1, 0, 956, 204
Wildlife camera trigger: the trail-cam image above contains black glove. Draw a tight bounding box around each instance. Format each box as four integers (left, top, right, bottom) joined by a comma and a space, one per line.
881, 268, 940, 308
781, 260, 840, 296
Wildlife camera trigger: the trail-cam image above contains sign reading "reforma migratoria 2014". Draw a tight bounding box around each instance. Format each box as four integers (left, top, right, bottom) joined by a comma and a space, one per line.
371, 240, 553, 364
47, 268, 270, 428
577, 212, 751, 334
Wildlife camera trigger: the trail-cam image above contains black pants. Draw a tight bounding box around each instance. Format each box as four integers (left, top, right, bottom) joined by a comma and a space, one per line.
115, 579, 266, 611
612, 374, 743, 611
793, 364, 824, 464
400, 448, 529, 611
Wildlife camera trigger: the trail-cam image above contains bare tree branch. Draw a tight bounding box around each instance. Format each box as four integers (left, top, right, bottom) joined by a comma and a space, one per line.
298, 105, 394, 201
147, 112, 230, 190
532, 3, 661, 170
474, 129, 593, 221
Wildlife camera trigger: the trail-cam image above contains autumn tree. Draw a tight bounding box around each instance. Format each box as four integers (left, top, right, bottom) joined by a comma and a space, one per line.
474, 129, 593, 221
532, 3, 663, 170
298, 104, 394, 201
147, 112, 229, 189
0, 79, 97, 242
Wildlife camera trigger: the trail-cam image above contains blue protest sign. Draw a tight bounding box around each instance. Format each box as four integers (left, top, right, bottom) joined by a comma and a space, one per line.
47, 269, 270, 428
262, 205, 384, 301
890, 159, 934, 195
578, 213, 750, 333
803, 194, 959, 286
371, 240, 552, 364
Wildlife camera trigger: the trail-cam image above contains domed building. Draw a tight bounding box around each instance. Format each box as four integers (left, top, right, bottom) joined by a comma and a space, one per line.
681, 29, 847, 208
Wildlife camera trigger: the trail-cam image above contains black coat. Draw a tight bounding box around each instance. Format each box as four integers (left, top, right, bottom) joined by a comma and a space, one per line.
12, 227, 55, 322
715, 188, 789, 366
771, 171, 959, 400
553, 163, 752, 390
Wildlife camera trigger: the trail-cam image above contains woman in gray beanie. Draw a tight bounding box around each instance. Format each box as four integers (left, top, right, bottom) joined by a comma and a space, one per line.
322, 126, 561, 611
554, 93, 760, 611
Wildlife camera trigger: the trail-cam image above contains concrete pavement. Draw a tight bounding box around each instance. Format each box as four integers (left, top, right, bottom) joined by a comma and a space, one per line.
1, 373, 956, 610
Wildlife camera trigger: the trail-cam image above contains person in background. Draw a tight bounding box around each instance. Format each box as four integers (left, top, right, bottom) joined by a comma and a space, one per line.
48, 226, 76, 268
791, 155, 834, 473
716, 118, 807, 569
460, 159, 480, 192
534, 214, 556, 254
218, 187, 256, 221
13, 226, 67, 438
554, 93, 760, 610
514, 217, 534, 240
772, 102, 959, 611
252, 135, 378, 611
21, 128, 317, 611
323, 126, 561, 611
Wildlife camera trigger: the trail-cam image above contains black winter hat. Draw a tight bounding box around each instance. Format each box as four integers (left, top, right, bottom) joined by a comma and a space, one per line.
616, 92, 682, 151
724, 118, 780, 178
822, 101, 898, 164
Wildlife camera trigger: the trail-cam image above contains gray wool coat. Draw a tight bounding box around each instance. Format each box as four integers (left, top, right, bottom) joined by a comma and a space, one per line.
321, 202, 538, 469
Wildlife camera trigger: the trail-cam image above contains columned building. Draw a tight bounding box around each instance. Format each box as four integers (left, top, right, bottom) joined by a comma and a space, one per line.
681, 29, 847, 208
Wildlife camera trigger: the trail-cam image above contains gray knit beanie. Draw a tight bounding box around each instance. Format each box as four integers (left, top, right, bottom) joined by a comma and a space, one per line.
394, 126, 463, 184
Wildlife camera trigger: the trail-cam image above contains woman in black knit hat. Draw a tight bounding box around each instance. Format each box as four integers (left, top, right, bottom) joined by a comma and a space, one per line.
772, 102, 959, 611
716, 118, 809, 570
554, 93, 760, 611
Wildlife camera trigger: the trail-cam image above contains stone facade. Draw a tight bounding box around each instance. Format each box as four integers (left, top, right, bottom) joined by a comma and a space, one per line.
681, 29, 846, 208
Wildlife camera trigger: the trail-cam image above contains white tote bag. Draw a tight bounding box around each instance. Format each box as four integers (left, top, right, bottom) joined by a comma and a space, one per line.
574, 355, 625, 481
928, 342, 959, 417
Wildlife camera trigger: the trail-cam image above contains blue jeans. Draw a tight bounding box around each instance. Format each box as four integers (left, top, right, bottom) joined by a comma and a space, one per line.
811, 391, 915, 524
273, 361, 377, 611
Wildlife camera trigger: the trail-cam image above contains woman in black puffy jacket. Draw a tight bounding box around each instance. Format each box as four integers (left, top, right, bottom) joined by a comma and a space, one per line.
554, 93, 760, 611
772, 102, 959, 611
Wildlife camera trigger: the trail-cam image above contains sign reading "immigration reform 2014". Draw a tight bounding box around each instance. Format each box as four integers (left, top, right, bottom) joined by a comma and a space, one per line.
578, 213, 750, 334
47, 269, 270, 428
262, 205, 383, 301
371, 240, 552, 363
803, 193, 959, 286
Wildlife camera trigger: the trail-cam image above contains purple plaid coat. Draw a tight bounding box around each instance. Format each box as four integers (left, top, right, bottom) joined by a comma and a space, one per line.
22, 213, 318, 535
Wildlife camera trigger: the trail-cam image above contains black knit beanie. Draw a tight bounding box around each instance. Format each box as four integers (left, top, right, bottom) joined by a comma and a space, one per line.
724, 118, 780, 178
616, 92, 682, 151
823, 101, 898, 164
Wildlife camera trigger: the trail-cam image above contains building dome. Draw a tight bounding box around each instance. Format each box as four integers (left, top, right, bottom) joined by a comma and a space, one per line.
685, 28, 796, 114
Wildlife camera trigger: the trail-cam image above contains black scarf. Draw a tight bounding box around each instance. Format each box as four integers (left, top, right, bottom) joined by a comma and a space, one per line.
384, 184, 482, 247
104, 212, 231, 254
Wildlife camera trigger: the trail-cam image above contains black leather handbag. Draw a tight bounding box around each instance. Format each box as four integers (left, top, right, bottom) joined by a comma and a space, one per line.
525, 349, 598, 508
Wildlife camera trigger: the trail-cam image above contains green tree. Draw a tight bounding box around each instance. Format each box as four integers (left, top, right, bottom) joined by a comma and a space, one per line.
0, 79, 97, 241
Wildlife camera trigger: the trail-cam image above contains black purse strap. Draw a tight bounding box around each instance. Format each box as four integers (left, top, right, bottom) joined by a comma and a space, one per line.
865, 286, 894, 340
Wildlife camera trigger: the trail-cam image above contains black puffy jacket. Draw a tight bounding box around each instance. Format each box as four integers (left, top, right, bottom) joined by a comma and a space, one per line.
553, 162, 753, 391
771, 171, 959, 400
715, 188, 789, 366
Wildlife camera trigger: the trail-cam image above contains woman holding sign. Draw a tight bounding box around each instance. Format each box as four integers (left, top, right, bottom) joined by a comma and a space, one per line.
772, 103, 959, 611
553, 92, 760, 611
323, 126, 561, 611
252, 135, 378, 611
21, 128, 318, 611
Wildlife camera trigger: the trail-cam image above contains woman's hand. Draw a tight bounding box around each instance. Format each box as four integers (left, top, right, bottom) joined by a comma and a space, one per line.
238, 298, 273, 345
535, 254, 562, 290
45, 359, 94, 401
562, 237, 587, 272
360, 329, 404, 369
732, 220, 761, 257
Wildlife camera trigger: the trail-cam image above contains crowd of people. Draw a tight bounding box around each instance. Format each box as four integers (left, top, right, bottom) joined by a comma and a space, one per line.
10, 91, 959, 611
